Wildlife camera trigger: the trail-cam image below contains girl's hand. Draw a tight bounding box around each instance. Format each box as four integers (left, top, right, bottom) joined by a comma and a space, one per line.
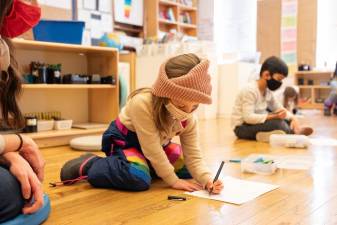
171, 179, 203, 192
206, 180, 224, 194
3, 152, 44, 214
19, 135, 45, 182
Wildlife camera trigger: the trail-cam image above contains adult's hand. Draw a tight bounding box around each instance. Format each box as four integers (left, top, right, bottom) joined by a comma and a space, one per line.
19, 135, 45, 182
3, 152, 44, 214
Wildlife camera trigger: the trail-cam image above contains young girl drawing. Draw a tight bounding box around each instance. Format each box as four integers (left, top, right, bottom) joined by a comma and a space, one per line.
60, 54, 224, 194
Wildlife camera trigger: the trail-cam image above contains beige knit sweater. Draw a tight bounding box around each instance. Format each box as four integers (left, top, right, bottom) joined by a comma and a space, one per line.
119, 91, 211, 187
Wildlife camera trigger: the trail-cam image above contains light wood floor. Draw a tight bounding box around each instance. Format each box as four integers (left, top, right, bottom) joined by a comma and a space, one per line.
42, 111, 337, 225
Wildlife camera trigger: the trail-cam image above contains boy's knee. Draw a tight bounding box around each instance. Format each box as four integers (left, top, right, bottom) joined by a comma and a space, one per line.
234, 126, 255, 140
268, 119, 288, 131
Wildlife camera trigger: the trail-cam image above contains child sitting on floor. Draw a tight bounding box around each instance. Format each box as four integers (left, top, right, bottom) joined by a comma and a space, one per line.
231, 56, 313, 142
60, 54, 223, 194
324, 62, 337, 116
276, 86, 299, 115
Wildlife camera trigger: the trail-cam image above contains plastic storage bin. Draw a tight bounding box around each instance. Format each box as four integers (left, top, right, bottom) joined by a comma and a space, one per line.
270, 134, 310, 148
37, 120, 54, 132
241, 154, 277, 175
54, 120, 73, 130
33, 20, 85, 44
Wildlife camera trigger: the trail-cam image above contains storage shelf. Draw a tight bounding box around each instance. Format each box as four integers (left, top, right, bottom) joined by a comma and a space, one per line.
178, 4, 197, 11
295, 70, 333, 110
114, 24, 143, 34
25, 128, 107, 140
15, 39, 119, 148
295, 71, 333, 75
178, 22, 197, 29
12, 39, 118, 55
159, 18, 178, 25
22, 84, 116, 89
299, 103, 324, 109
298, 85, 331, 89
146, 0, 198, 38
159, 0, 178, 7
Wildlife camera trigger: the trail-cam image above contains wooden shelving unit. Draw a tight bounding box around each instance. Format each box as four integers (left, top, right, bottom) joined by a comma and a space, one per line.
178, 4, 197, 11
119, 52, 136, 92
159, 0, 178, 7
25, 128, 108, 149
26, 128, 107, 139
113, 22, 144, 37
13, 39, 118, 54
145, 0, 198, 38
294, 71, 333, 109
178, 22, 197, 28
22, 84, 116, 89
13, 39, 119, 148
159, 18, 178, 25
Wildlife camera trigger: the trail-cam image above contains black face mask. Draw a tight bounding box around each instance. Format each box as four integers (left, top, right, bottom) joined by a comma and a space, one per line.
267, 78, 282, 91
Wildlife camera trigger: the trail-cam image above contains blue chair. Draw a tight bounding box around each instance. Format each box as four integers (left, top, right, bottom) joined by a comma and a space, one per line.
0, 195, 51, 225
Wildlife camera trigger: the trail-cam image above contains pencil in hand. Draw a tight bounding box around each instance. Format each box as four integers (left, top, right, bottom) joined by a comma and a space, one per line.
209, 161, 225, 195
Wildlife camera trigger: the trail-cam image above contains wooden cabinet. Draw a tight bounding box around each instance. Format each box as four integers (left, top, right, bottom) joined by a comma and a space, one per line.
294, 71, 333, 109
13, 39, 119, 148
145, 0, 198, 38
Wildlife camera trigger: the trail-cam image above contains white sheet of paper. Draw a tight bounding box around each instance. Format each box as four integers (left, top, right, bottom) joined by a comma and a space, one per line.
185, 176, 279, 205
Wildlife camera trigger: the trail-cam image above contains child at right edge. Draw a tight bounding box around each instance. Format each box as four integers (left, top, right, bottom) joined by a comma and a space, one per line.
324, 62, 337, 116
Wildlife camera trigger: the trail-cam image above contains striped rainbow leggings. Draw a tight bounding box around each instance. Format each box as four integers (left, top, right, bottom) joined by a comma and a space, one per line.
87, 118, 191, 191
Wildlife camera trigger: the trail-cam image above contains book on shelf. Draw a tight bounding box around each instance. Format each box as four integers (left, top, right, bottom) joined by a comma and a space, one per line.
159, 8, 176, 22
179, 12, 192, 24
159, 11, 166, 20
167, 8, 176, 21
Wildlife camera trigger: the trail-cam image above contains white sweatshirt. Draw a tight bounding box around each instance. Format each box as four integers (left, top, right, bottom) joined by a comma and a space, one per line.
231, 82, 293, 129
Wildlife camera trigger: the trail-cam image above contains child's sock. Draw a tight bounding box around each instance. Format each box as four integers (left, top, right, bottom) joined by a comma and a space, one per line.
256, 130, 286, 142
297, 127, 314, 136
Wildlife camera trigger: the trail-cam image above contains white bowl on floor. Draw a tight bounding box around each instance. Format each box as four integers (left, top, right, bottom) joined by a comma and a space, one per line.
70, 135, 102, 151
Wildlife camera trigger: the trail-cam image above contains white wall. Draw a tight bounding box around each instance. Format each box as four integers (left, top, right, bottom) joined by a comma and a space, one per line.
197, 0, 214, 41
217, 62, 257, 118
38, 0, 71, 9
316, 0, 337, 70
213, 0, 257, 54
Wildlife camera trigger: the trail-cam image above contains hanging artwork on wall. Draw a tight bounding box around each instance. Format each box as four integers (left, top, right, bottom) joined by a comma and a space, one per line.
281, 0, 297, 64
114, 0, 144, 26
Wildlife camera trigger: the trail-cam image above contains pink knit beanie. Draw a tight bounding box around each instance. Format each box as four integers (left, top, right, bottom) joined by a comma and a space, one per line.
152, 59, 212, 104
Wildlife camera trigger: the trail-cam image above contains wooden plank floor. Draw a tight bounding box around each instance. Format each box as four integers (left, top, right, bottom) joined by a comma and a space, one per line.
41, 111, 337, 225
